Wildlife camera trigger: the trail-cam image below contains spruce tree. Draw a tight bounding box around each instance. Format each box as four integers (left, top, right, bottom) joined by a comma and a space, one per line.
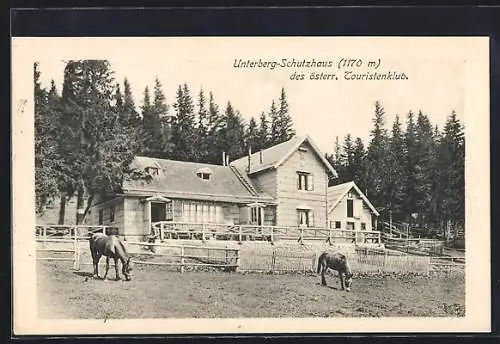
60, 60, 143, 224
171, 83, 196, 161
438, 111, 465, 238
268, 100, 279, 145
257, 111, 270, 149
276, 87, 296, 142
366, 101, 390, 213
34, 63, 60, 215
218, 102, 246, 162
352, 137, 367, 194
196, 89, 210, 162
414, 111, 436, 228
205, 91, 223, 164
245, 116, 260, 152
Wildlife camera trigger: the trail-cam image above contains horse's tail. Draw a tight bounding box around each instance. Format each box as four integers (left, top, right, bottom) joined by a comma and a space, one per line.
317, 252, 326, 273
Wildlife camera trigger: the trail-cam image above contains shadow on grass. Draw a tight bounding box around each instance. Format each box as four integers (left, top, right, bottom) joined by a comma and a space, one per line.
73, 271, 94, 278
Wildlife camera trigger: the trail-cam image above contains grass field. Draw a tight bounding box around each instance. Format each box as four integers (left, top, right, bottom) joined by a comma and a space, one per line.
37, 261, 465, 319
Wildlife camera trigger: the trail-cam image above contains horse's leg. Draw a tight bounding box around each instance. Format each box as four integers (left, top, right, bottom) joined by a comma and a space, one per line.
339, 272, 345, 291
321, 266, 327, 286
103, 256, 110, 280
93, 254, 101, 279
114, 257, 121, 281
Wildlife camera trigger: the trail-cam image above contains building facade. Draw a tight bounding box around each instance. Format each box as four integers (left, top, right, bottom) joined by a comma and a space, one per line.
87, 136, 382, 239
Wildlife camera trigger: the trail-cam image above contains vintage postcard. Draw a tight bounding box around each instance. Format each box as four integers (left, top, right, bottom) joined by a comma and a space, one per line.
12, 37, 490, 335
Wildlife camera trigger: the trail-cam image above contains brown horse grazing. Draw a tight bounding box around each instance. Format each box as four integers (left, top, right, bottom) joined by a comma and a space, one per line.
89, 233, 132, 281
317, 251, 353, 291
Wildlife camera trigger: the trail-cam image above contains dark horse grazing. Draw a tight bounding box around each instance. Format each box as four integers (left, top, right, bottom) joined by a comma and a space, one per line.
317, 251, 353, 291
89, 233, 132, 281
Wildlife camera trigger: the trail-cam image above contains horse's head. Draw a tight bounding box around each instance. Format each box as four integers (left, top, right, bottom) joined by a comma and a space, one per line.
122, 258, 133, 281
345, 272, 353, 291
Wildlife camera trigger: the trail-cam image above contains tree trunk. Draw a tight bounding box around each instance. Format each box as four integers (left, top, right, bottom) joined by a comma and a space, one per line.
58, 194, 67, 225
76, 188, 85, 225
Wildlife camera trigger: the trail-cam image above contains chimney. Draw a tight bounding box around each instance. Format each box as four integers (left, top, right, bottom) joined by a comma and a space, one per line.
247, 146, 252, 172
259, 150, 263, 164
222, 151, 226, 166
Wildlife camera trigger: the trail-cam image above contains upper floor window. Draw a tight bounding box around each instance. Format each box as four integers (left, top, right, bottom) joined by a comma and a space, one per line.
297, 209, 314, 227
347, 199, 354, 217
98, 209, 104, 225
109, 205, 115, 223
297, 172, 313, 191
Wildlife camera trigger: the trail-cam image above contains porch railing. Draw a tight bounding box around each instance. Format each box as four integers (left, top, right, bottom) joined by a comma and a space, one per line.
150, 221, 382, 245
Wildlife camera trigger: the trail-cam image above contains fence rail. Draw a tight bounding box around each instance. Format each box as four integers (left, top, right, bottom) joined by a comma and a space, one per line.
151, 221, 382, 245
35, 228, 240, 273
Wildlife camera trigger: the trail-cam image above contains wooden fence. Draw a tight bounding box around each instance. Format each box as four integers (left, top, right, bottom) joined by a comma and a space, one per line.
151, 221, 382, 245
35, 226, 240, 273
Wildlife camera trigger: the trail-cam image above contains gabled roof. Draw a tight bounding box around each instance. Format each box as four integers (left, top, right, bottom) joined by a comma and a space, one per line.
327, 181, 379, 216
123, 156, 274, 204
229, 135, 337, 177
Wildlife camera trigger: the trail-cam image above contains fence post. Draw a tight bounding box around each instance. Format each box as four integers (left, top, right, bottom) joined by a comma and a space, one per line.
43, 227, 47, 249
239, 225, 242, 243
312, 252, 317, 272
73, 233, 79, 270
235, 249, 240, 272
383, 251, 387, 271
180, 246, 185, 274
354, 231, 358, 244
270, 227, 274, 244
202, 224, 206, 243
271, 250, 276, 274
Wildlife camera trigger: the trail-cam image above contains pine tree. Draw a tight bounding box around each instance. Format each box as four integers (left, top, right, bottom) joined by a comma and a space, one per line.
34, 63, 60, 214
413, 111, 436, 227
218, 102, 246, 162
404, 110, 418, 225
365, 100, 390, 214
352, 137, 367, 193
341, 134, 356, 182
141, 85, 163, 157
196, 89, 210, 162
59, 60, 145, 223
275, 87, 296, 143
385, 114, 407, 222
245, 116, 260, 152
438, 111, 465, 239
171, 83, 196, 161
257, 111, 270, 149
204, 91, 224, 164
268, 100, 280, 145
122, 78, 139, 126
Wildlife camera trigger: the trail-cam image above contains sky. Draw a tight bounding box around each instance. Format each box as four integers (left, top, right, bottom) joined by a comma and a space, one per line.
34, 37, 466, 154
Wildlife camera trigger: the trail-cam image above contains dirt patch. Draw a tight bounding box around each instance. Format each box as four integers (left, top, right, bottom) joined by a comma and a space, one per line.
37, 261, 465, 319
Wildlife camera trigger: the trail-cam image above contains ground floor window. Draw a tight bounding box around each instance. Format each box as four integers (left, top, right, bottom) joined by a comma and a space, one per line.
361, 222, 366, 230
346, 221, 355, 230
98, 209, 104, 225
297, 209, 314, 227
329, 220, 341, 229
182, 201, 223, 223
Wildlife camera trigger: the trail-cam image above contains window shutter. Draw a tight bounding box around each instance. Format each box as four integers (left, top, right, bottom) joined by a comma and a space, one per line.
307, 175, 313, 191
297, 173, 301, 190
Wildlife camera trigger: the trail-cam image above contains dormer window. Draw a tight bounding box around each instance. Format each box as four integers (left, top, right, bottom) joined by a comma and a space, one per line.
145, 167, 159, 176
196, 167, 213, 181
197, 172, 211, 180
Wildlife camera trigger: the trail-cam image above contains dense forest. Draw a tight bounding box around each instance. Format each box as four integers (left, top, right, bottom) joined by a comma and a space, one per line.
34, 60, 465, 239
